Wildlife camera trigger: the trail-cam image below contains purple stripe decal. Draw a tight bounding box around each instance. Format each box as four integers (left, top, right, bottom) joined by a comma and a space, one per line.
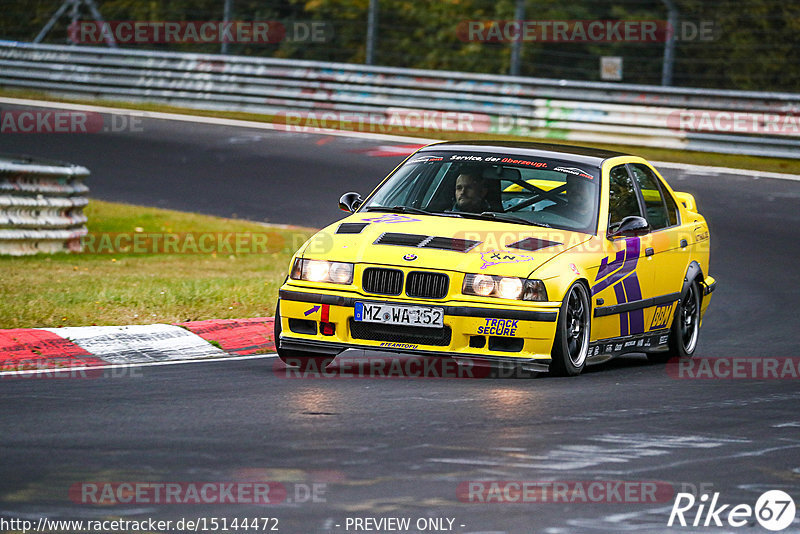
614, 282, 629, 336
623, 272, 646, 334
596, 249, 625, 281
592, 237, 641, 295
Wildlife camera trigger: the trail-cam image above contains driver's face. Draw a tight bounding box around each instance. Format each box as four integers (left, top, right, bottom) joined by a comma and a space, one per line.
455, 174, 487, 212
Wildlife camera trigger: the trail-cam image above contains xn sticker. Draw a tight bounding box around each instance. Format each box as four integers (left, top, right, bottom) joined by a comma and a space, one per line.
479, 250, 536, 269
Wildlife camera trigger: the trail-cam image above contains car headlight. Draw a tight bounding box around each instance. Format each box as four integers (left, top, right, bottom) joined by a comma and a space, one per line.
463, 274, 547, 301
291, 259, 354, 284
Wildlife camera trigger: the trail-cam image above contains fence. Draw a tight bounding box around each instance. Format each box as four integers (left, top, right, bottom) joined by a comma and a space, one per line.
0, 153, 89, 255
0, 40, 798, 159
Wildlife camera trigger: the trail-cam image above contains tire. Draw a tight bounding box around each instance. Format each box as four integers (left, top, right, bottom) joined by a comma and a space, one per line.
550, 282, 591, 376
274, 300, 333, 371
649, 279, 701, 363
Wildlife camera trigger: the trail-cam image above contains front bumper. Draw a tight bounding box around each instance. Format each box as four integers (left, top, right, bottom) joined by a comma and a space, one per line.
277, 286, 559, 371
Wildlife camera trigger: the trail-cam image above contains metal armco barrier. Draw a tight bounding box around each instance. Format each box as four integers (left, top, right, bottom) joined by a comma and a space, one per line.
0, 40, 798, 158
0, 154, 89, 255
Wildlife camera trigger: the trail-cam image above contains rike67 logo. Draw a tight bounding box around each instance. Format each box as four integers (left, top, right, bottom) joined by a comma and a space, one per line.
668, 490, 796, 531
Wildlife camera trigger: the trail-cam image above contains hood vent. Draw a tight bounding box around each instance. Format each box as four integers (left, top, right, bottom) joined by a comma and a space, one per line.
506, 237, 562, 251
374, 232, 427, 247
374, 232, 481, 253
336, 222, 369, 234
423, 236, 480, 253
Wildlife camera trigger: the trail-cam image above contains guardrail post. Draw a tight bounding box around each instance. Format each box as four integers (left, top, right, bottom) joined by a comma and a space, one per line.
509, 0, 525, 76
366, 0, 379, 65
661, 0, 678, 86
222, 0, 234, 55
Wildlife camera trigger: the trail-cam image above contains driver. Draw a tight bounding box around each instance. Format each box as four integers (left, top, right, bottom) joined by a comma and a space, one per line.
453, 167, 490, 213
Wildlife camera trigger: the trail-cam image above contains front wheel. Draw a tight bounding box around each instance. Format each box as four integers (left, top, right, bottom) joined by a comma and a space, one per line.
649, 280, 701, 363
551, 282, 591, 376
274, 300, 333, 371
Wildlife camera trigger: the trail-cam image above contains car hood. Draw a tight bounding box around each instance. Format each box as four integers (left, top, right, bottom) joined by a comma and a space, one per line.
300, 213, 593, 277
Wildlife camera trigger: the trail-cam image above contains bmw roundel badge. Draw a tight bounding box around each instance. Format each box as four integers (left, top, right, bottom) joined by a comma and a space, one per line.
403, 253, 417, 261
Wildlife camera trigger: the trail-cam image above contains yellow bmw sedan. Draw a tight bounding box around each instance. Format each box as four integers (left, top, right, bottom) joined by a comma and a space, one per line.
275, 141, 716, 376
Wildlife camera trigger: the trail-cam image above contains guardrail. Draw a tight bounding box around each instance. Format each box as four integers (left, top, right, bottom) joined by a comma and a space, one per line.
0, 154, 89, 255
1, 40, 798, 158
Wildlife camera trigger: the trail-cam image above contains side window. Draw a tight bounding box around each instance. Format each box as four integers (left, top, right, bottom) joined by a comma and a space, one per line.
608, 165, 640, 230
629, 164, 670, 230
663, 186, 680, 227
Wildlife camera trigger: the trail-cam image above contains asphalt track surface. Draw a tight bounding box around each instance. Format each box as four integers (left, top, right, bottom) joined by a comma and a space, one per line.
2, 105, 800, 533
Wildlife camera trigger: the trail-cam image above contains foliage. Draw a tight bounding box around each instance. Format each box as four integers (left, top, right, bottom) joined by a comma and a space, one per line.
1, 1, 797, 91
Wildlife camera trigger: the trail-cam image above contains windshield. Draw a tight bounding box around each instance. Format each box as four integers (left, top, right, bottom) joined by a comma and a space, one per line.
362, 151, 601, 234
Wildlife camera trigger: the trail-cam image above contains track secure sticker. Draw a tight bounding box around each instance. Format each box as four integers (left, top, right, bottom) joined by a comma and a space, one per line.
477, 318, 519, 336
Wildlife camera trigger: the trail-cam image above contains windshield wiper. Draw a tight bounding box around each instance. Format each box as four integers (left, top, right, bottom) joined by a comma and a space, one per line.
479, 212, 552, 227
444, 210, 551, 228
363, 205, 436, 216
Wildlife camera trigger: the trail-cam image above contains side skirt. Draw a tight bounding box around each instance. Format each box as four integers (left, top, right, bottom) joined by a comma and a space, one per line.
587, 329, 671, 365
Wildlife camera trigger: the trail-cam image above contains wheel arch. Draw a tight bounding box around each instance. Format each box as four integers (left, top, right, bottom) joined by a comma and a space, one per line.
682, 261, 704, 299
553, 276, 593, 314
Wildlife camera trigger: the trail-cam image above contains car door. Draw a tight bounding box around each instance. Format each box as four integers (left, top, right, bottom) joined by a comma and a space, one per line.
626, 162, 686, 335
590, 163, 656, 343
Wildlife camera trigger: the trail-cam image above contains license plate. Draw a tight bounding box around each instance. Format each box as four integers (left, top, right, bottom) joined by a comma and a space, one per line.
354, 302, 444, 328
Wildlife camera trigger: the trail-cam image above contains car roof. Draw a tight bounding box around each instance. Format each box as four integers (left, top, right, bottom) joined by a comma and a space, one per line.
418, 140, 630, 166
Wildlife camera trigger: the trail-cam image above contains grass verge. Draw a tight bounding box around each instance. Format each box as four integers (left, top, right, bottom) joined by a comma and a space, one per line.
0, 199, 315, 329
1, 87, 798, 175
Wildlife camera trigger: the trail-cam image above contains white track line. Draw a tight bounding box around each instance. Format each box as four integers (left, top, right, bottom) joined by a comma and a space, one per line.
0, 352, 278, 378
3, 96, 798, 181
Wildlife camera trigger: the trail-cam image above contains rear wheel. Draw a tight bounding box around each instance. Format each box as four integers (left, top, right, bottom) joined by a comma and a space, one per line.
274, 300, 333, 371
551, 282, 591, 376
648, 280, 701, 363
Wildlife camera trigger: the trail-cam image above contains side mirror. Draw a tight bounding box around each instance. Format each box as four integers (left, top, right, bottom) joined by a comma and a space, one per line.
338, 192, 363, 213
608, 216, 650, 239
673, 191, 697, 212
